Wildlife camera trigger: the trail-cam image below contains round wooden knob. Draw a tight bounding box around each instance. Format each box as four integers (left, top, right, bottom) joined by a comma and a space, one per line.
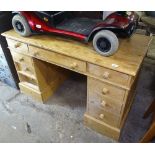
14, 43, 21, 48
99, 114, 105, 119
70, 62, 78, 69
101, 100, 107, 107
19, 57, 24, 62
24, 67, 29, 71
102, 88, 109, 94
34, 52, 39, 57
103, 72, 110, 79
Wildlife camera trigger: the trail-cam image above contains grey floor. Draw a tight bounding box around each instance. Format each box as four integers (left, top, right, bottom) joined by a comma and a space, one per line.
0, 60, 155, 143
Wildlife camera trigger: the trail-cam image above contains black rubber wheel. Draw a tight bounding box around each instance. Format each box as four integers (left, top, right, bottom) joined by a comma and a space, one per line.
93, 30, 119, 56
12, 14, 32, 37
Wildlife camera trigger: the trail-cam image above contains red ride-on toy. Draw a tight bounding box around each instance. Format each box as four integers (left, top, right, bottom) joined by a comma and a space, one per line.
12, 11, 136, 56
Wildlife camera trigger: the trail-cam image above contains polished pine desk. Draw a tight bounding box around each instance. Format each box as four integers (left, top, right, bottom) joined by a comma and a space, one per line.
2, 30, 150, 140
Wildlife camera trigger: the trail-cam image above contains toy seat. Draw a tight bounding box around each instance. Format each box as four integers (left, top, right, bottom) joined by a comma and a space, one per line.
35, 11, 67, 26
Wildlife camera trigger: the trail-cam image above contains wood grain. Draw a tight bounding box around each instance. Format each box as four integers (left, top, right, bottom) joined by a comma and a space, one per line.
3, 30, 149, 140
2, 30, 150, 76
84, 114, 120, 140
87, 63, 131, 87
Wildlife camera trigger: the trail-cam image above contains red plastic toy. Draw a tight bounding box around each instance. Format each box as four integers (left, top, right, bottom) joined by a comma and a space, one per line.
12, 11, 136, 56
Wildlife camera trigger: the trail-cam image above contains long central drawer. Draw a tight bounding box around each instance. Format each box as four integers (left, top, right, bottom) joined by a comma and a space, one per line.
29, 46, 86, 73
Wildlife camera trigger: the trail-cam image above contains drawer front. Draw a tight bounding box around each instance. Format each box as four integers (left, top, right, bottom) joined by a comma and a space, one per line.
87, 63, 130, 86
17, 74, 37, 86
11, 52, 35, 76
88, 89, 123, 115
19, 82, 42, 102
11, 51, 32, 64
29, 46, 86, 73
15, 63, 35, 78
88, 77, 126, 102
87, 104, 120, 127
7, 39, 28, 54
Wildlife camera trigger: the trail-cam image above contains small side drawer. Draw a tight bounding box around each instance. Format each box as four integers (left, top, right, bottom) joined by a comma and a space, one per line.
88, 91, 123, 115
87, 63, 131, 87
7, 39, 28, 54
87, 104, 120, 127
29, 46, 86, 73
88, 77, 126, 102
19, 82, 42, 102
11, 52, 35, 76
15, 63, 35, 78
17, 74, 37, 86
11, 51, 32, 65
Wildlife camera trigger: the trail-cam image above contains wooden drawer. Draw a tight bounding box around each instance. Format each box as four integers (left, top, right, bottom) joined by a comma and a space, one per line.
11, 52, 35, 76
15, 63, 36, 79
87, 104, 120, 127
87, 63, 131, 87
88, 77, 126, 102
88, 90, 123, 115
18, 74, 37, 86
11, 51, 32, 65
19, 82, 42, 102
7, 39, 28, 54
84, 114, 120, 140
19, 82, 55, 102
29, 46, 86, 73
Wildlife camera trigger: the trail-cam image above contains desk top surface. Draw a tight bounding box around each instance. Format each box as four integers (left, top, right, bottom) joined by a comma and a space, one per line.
2, 30, 150, 76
